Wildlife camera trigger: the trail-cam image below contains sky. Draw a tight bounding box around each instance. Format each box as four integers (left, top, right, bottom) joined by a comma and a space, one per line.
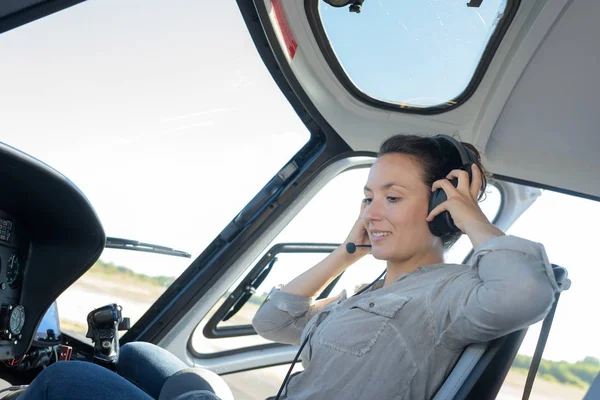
0, 0, 598, 366
321, 0, 507, 106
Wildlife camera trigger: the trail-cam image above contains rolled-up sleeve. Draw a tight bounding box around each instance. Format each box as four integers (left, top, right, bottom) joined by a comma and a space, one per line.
252, 286, 346, 346
432, 235, 559, 350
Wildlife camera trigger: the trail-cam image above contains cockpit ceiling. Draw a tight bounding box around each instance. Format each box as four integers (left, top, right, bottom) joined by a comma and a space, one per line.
486, 0, 600, 199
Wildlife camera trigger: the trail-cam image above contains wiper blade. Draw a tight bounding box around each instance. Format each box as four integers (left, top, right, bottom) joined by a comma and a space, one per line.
105, 237, 191, 258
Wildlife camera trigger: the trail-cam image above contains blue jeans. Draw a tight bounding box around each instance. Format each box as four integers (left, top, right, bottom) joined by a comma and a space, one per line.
17, 342, 218, 400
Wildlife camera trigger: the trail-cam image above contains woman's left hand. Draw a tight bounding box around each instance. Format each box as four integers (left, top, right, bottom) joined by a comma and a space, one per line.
426, 164, 505, 248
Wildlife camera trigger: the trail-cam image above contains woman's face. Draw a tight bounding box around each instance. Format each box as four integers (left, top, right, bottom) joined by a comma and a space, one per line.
362, 153, 440, 262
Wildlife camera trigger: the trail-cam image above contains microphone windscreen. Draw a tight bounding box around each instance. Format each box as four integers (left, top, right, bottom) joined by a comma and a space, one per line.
345, 242, 357, 254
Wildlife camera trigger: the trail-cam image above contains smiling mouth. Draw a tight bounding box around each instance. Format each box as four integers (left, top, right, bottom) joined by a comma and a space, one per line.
370, 231, 391, 242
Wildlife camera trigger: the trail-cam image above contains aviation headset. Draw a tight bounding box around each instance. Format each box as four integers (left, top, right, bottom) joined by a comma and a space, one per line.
427, 134, 480, 237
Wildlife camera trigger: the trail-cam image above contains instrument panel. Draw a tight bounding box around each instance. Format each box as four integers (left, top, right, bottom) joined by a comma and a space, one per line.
0, 140, 105, 360
0, 210, 27, 343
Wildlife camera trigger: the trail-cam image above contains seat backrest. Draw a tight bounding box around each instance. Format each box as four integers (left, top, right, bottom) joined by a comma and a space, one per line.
431, 342, 489, 400
432, 264, 570, 400
432, 330, 527, 400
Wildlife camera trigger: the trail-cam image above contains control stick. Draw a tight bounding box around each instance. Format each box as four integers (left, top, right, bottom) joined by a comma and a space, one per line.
85, 304, 130, 366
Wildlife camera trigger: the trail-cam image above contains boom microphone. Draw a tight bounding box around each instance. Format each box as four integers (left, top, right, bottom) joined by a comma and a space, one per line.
345, 242, 372, 254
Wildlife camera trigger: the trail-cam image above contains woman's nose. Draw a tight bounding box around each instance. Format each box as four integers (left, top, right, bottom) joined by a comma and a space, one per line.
364, 199, 384, 221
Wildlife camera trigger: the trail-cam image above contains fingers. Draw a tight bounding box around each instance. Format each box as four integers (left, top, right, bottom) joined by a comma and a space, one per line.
426, 202, 447, 221
445, 166, 483, 200
445, 169, 470, 193
359, 200, 369, 220
431, 179, 459, 197
470, 164, 483, 199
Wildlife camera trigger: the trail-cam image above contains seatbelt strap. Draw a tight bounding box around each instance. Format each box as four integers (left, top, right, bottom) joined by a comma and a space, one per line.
522, 292, 561, 400
274, 270, 387, 400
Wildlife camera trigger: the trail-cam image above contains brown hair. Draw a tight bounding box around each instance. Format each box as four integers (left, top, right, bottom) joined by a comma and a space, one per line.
378, 134, 489, 250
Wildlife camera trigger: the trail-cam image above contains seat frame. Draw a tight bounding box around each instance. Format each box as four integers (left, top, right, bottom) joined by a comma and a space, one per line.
432, 264, 570, 400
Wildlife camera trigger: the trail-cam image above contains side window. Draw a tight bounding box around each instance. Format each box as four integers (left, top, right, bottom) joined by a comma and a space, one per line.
191, 167, 504, 356
191, 167, 375, 354
497, 190, 600, 400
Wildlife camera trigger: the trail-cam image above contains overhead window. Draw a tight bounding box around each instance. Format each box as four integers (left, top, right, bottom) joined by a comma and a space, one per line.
313, 0, 516, 111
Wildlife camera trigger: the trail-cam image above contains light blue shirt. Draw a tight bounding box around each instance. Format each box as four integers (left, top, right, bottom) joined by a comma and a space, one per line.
252, 235, 560, 399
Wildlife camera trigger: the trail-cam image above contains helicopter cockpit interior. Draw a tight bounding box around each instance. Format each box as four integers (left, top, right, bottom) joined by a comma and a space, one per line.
0, 0, 600, 399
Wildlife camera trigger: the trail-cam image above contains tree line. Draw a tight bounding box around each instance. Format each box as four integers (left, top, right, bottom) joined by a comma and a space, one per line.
512, 354, 600, 388
91, 259, 175, 287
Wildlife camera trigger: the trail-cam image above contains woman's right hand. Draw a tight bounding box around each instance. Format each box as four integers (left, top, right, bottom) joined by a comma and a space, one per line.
280, 205, 371, 297
342, 205, 371, 258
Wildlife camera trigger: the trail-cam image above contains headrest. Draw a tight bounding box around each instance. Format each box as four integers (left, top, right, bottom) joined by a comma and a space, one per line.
552, 264, 571, 291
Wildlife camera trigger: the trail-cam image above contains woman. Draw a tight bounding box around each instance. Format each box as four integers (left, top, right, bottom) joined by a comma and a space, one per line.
251, 134, 559, 399
16, 134, 558, 400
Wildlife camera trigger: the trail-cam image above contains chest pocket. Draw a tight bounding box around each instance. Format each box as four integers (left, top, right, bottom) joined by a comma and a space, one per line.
317, 294, 412, 357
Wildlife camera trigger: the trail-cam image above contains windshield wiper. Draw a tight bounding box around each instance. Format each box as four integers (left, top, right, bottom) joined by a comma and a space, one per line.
105, 237, 191, 258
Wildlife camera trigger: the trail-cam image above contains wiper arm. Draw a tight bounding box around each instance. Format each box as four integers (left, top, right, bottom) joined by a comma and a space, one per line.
105, 237, 191, 258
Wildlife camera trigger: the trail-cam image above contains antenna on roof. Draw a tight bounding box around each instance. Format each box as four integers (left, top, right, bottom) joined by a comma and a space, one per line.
349, 0, 364, 13
323, 0, 365, 13
467, 0, 483, 7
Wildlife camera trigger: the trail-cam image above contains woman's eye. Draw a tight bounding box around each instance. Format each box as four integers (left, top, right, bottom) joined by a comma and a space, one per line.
362, 198, 373, 205
387, 197, 401, 203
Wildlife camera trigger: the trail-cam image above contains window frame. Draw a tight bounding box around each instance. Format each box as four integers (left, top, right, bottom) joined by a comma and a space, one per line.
202, 242, 342, 340
304, 0, 521, 115
190, 243, 349, 360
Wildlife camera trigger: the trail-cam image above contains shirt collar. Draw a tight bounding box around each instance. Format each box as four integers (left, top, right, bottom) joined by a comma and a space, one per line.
369, 263, 457, 292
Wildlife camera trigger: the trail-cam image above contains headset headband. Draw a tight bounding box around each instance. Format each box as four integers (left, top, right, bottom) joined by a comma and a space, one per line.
434, 134, 477, 167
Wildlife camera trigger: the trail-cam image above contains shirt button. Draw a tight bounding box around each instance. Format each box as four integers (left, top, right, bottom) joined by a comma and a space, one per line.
369, 302, 375, 308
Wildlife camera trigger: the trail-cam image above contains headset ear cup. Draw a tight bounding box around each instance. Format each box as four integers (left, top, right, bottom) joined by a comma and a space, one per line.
428, 179, 462, 237
428, 134, 480, 238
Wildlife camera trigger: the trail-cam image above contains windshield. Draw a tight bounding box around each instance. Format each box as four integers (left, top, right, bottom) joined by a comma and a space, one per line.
0, 0, 310, 339
319, 0, 511, 108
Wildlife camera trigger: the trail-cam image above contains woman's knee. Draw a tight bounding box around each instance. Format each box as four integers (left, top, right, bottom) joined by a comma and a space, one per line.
118, 342, 187, 376
120, 342, 182, 366
117, 342, 189, 399
120, 342, 157, 361
36, 361, 98, 382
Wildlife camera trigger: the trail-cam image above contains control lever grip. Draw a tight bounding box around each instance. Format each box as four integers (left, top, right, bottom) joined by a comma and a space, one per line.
85, 304, 125, 366
118, 318, 130, 331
